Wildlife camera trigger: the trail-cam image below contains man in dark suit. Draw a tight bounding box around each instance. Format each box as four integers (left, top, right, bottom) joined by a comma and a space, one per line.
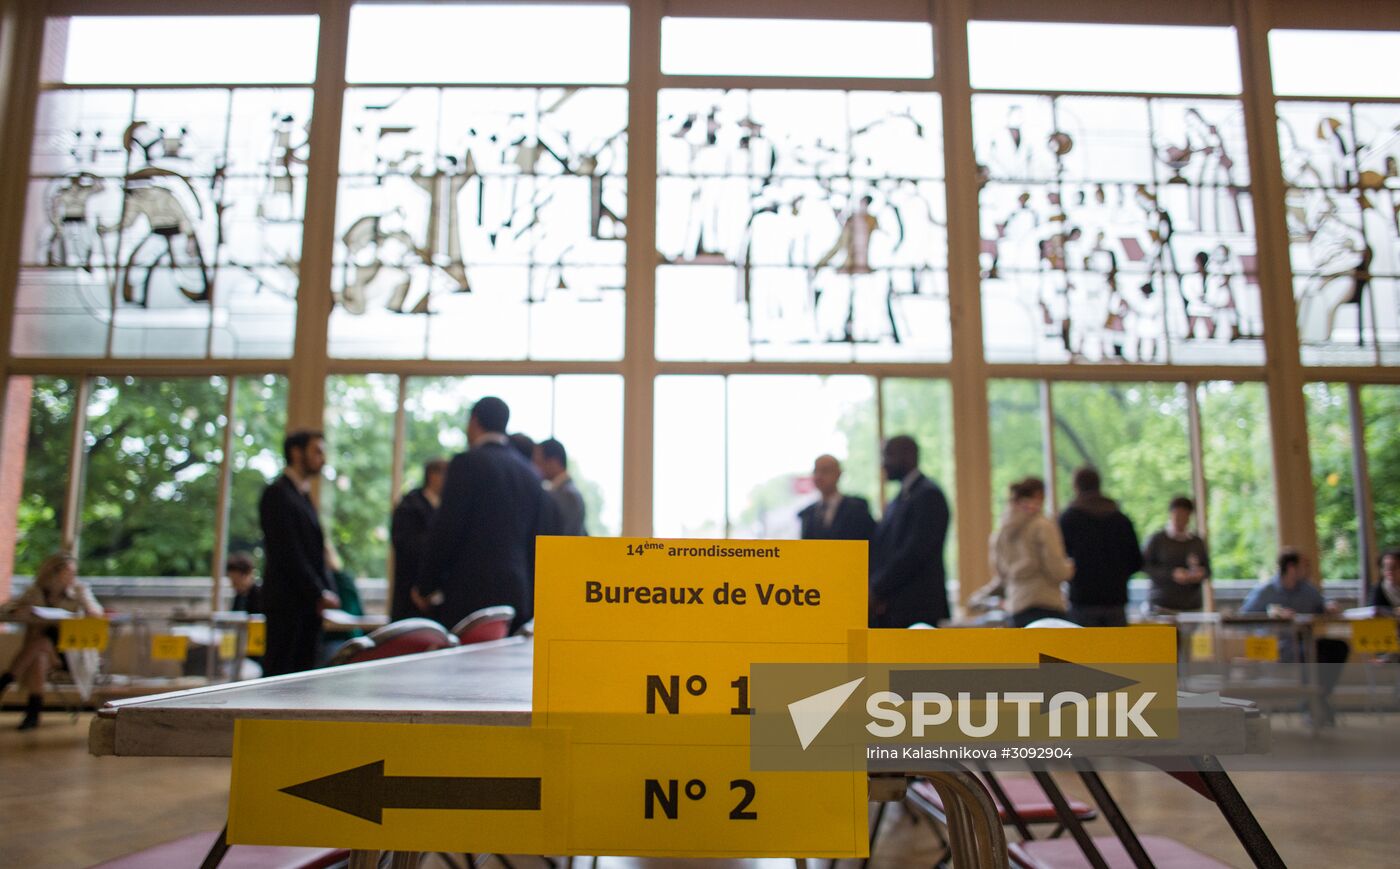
259, 430, 340, 676
416, 397, 548, 632
798, 454, 875, 541
389, 457, 448, 621
535, 438, 587, 537
869, 435, 951, 628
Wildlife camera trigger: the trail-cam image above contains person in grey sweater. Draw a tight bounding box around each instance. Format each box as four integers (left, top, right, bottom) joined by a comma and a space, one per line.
534, 437, 587, 536
1142, 496, 1212, 612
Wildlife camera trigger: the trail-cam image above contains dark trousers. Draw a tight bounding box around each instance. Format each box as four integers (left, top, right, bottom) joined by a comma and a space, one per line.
1315, 638, 1350, 699
1068, 605, 1129, 627
1011, 606, 1069, 628
263, 609, 322, 677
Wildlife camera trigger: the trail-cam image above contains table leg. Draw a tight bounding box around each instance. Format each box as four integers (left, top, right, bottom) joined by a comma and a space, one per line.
1072, 759, 1155, 869
197, 824, 230, 869
1189, 755, 1285, 869
1031, 769, 1110, 869
861, 800, 886, 868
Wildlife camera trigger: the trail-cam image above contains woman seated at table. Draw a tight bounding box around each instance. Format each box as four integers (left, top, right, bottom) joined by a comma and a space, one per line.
1240, 548, 1346, 726
974, 477, 1076, 627
1371, 548, 1400, 613
0, 552, 103, 730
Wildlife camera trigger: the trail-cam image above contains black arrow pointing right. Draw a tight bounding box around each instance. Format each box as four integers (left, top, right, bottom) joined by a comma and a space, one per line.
889, 654, 1142, 713
281, 761, 541, 824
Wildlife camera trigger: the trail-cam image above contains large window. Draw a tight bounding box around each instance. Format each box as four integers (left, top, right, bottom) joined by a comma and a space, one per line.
1273, 31, 1400, 366
325, 372, 624, 580
13, 377, 77, 574
329, 6, 628, 360
972, 24, 1261, 366
653, 375, 879, 539
1197, 382, 1277, 581
1050, 382, 1192, 544
988, 379, 1046, 519
78, 377, 227, 577
1363, 385, 1400, 556
1306, 382, 1359, 580
655, 88, 948, 362
403, 375, 623, 536
14, 17, 317, 359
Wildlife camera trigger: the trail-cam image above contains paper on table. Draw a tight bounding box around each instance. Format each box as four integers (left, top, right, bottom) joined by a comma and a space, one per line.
28, 605, 75, 620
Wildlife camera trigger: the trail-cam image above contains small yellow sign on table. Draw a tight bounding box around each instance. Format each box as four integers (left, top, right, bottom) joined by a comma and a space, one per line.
57, 617, 109, 652
150, 634, 190, 662
1351, 618, 1400, 655
1245, 635, 1280, 662
229, 720, 569, 854
218, 631, 238, 659
1190, 631, 1216, 662
246, 621, 267, 656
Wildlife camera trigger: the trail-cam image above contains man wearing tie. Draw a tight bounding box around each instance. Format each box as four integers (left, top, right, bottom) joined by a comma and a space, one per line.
869, 435, 951, 628
259, 430, 340, 676
798, 455, 875, 541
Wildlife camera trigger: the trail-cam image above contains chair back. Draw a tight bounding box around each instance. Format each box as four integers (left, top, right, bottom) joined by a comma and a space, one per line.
451, 606, 516, 645
328, 618, 457, 665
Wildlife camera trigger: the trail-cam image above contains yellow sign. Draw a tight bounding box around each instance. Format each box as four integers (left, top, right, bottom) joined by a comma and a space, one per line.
1190, 631, 1216, 662
533, 537, 868, 735
852, 625, 1178, 664
229, 720, 569, 853
150, 634, 190, 661
543, 639, 848, 745
569, 743, 867, 857
218, 631, 238, 659
1245, 635, 1280, 662
532, 537, 870, 855
57, 617, 109, 652
1351, 618, 1400, 655
246, 621, 267, 656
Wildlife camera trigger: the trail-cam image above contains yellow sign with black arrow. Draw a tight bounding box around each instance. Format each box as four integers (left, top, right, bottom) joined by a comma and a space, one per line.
228, 720, 569, 854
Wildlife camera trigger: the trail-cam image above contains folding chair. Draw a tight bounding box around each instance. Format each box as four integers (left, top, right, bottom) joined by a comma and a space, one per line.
452, 606, 517, 645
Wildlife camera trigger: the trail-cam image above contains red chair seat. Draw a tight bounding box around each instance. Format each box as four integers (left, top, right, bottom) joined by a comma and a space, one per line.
910, 777, 1095, 823
89, 830, 348, 869
1010, 835, 1232, 869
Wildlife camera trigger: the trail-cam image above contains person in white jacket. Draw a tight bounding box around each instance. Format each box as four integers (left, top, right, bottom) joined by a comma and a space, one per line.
978, 477, 1076, 627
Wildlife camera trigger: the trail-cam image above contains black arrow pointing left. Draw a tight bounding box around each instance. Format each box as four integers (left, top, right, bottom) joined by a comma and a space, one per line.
281, 760, 541, 824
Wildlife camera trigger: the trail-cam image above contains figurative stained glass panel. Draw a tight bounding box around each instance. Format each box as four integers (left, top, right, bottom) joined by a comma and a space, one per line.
655, 89, 949, 362
328, 87, 627, 360
974, 94, 1263, 365
15, 87, 309, 358
1276, 102, 1400, 365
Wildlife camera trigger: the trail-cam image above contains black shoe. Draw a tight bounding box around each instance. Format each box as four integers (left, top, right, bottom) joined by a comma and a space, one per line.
17, 694, 41, 731
0, 672, 13, 696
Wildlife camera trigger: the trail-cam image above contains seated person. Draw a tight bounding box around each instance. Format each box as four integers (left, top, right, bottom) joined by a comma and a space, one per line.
1240, 548, 1347, 725
227, 551, 263, 615
0, 553, 103, 730
1371, 548, 1400, 613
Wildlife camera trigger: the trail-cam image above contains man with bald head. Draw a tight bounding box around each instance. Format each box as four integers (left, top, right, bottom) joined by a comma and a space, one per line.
798, 455, 875, 541
869, 435, 951, 628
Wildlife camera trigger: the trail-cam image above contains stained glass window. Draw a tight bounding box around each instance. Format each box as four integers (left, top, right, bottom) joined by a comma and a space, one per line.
655, 89, 948, 361
328, 86, 627, 359
13, 18, 316, 359
1276, 101, 1400, 365
661, 18, 934, 79
975, 94, 1263, 365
